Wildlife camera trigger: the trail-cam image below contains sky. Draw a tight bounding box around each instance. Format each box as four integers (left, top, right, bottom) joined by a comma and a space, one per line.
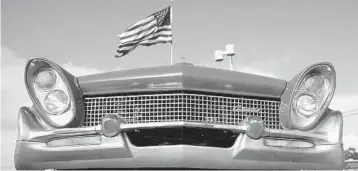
1, 0, 358, 169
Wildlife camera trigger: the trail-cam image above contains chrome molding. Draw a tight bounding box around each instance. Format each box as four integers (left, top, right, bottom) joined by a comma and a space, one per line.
279, 62, 337, 130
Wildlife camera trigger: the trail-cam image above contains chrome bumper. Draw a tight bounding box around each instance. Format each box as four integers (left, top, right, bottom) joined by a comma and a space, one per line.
15, 107, 345, 170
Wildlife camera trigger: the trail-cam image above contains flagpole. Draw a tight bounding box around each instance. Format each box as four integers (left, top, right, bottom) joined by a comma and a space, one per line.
170, 0, 174, 65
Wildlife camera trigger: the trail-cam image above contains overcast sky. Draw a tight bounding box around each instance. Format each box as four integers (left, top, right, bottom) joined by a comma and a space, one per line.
1, 0, 358, 169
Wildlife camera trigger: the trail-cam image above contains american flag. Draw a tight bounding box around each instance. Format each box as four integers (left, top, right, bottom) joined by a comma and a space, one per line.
115, 6, 172, 58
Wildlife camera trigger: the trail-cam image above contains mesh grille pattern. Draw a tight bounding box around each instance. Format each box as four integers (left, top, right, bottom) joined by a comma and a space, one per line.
83, 93, 282, 129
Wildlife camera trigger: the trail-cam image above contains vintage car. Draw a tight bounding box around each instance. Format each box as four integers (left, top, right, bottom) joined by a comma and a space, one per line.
14, 57, 344, 170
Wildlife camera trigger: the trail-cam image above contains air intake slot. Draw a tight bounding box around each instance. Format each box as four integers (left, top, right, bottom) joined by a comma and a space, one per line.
126, 127, 238, 148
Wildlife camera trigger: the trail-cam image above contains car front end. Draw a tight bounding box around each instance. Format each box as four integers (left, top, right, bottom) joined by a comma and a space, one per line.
14, 58, 344, 170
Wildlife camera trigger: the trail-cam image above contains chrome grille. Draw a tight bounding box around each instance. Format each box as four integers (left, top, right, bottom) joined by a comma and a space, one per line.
83, 93, 282, 129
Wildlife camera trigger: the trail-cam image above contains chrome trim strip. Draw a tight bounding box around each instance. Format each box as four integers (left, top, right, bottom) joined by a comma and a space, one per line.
23, 126, 101, 142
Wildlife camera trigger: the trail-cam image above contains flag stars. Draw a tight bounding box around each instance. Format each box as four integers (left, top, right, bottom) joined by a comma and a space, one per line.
154, 7, 171, 26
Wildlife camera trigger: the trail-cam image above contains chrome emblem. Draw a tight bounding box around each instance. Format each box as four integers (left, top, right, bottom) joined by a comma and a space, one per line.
233, 105, 261, 113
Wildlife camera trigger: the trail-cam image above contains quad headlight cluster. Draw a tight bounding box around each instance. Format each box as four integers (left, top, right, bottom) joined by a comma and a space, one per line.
33, 69, 70, 115
25, 58, 76, 127
289, 64, 336, 129
294, 74, 331, 117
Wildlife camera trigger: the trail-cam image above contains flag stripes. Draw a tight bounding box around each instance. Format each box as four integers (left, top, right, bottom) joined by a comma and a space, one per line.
119, 19, 157, 41
116, 27, 172, 50
126, 16, 155, 32
115, 6, 172, 58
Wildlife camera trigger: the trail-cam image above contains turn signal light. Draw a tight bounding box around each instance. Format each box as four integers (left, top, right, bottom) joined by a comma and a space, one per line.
264, 138, 314, 148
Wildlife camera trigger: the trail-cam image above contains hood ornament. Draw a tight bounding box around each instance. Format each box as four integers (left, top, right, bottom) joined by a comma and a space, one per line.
233, 105, 261, 113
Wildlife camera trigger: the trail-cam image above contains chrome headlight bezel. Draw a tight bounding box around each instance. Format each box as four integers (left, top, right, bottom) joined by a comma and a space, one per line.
24, 57, 84, 128
288, 63, 336, 130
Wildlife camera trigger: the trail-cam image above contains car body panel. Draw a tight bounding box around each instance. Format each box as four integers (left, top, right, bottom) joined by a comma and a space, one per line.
78, 63, 287, 98
15, 138, 344, 170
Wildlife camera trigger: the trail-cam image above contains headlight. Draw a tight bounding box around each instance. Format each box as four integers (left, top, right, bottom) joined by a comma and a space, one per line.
25, 58, 77, 127
34, 69, 57, 91
295, 94, 317, 116
304, 75, 328, 93
44, 90, 70, 114
288, 63, 336, 130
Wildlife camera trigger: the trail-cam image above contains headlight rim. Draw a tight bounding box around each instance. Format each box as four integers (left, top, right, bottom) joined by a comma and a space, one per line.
288, 63, 336, 130
24, 57, 77, 128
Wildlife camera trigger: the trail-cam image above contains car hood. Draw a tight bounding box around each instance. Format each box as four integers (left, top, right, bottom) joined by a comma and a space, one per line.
77, 63, 287, 98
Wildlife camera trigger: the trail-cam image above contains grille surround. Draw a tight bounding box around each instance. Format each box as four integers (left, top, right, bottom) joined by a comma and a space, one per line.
83, 92, 282, 129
